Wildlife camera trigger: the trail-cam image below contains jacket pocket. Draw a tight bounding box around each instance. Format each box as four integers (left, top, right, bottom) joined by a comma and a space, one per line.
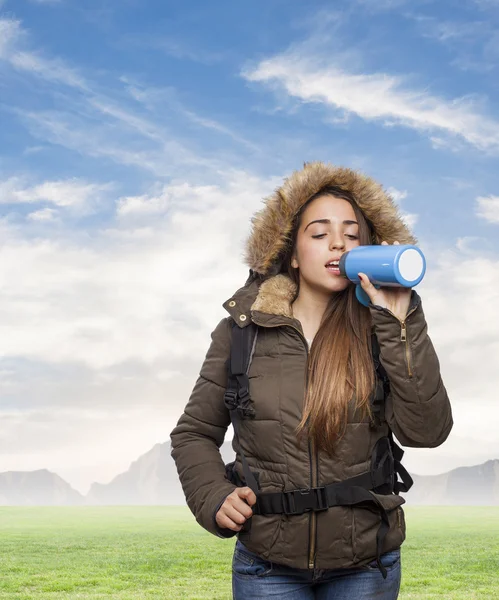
237, 512, 282, 555
351, 492, 406, 563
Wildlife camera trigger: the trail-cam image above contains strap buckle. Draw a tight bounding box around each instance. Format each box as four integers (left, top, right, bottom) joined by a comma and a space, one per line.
282, 486, 328, 515
223, 389, 238, 410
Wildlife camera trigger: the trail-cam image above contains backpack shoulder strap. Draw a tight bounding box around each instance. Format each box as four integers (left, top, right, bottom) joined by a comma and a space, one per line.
224, 320, 258, 416
224, 320, 260, 495
370, 332, 389, 427
370, 331, 414, 493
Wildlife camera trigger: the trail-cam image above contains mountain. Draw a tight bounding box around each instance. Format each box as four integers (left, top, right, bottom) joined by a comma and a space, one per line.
0, 469, 84, 505
85, 441, 236, 505
406, 459, 499, 505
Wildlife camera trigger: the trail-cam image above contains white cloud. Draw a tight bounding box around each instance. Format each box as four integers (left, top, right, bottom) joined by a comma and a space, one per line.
23, 145, 45, 155
429, 136, 465, 152
11, 51, 87, 90
121, 78, 261, 153
16, 109, 216, 176
27, 208, 59, 221
476, 195, 499, 223
0, 18, 86, 89
400, 212, 418, 229
243, 51, 499, 152
0, 171, 277, 370
116, 192, 170, 217
386, 186, 408, 204
411, 15, 487, 44
386, 186, 418, 229
0, 19, 22, 59
0, 177, 112, 212
455, 236, 482, 252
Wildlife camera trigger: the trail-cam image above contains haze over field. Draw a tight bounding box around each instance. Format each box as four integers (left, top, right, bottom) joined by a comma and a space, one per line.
1, 443, 498, 506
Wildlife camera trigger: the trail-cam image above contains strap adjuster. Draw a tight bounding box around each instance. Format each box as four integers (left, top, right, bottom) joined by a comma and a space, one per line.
223, 389, 238, 409
238, 386, 250, 403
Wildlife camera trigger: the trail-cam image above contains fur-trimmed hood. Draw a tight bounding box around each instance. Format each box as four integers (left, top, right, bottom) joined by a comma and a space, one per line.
243, 161, 417, 277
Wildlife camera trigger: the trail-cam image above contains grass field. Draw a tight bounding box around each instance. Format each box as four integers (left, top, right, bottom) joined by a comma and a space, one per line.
0, 506, 498, 599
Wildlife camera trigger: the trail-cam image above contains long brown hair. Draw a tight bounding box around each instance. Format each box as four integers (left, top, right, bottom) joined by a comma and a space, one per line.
281, 186, 377, 456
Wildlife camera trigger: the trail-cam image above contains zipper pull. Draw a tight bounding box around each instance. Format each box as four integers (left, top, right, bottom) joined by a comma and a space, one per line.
400, 322, 407, 342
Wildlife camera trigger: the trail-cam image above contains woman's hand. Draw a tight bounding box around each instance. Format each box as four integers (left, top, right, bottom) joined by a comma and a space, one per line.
357, 240, 412, 323
215, 487, 257, 532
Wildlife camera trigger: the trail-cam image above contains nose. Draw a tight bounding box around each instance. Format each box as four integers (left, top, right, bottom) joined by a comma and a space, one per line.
329, 235, 346, 251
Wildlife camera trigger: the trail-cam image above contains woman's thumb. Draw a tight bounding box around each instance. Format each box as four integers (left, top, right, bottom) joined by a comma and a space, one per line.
238, 486, 257, 506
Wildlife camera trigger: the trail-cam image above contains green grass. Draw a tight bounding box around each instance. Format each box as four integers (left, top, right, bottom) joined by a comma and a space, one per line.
0, 506, 497, 599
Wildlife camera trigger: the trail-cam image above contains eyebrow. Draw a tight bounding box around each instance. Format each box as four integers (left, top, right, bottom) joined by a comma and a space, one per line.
304, 219, 358, 232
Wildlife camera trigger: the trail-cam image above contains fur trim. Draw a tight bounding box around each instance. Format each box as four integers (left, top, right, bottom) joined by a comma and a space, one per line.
250, 274, 297, 318
244, 161, 417, 276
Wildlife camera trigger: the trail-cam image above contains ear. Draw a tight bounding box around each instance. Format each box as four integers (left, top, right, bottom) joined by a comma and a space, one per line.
291, 254, 299, 269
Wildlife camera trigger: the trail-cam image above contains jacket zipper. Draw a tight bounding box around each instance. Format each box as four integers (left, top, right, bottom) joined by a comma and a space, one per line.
400, 321, 412, 378
248, 317, 318, 570
287, 325, 317, 569
372, 303, 419, 379
289, 325, 317, 569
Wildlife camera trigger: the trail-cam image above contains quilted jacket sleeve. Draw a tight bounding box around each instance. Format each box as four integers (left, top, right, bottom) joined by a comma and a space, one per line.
169, 316, 238, 538
368, 289, 453, 448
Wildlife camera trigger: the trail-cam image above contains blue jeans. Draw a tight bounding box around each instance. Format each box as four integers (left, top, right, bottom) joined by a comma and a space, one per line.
232, 539, 401, 599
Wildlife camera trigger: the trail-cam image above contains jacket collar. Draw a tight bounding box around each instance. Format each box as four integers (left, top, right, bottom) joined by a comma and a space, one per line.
222, 273, 298, 329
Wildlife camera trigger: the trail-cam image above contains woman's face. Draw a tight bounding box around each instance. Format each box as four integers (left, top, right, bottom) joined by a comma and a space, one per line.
291, 194, 361, 294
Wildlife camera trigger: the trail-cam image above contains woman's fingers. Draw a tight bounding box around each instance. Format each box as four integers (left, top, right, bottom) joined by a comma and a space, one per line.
215, 487, 256, 531
216, 511, 243, 531
228, 505, 248, 525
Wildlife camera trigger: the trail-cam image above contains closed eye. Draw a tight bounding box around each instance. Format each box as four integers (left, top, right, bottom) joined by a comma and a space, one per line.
312, 234, 358, 239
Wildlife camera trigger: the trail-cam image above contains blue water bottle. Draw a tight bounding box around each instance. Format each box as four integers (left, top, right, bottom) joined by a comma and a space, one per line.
338, 244, 426, 307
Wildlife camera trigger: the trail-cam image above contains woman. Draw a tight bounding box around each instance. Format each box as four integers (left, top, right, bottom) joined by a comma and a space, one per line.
170, 162, 453, 599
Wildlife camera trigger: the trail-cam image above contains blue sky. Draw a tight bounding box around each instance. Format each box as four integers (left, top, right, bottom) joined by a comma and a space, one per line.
1, 0, 498, 494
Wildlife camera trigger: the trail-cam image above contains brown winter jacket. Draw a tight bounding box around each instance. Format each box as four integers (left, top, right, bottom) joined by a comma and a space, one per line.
170, 162, 453, 571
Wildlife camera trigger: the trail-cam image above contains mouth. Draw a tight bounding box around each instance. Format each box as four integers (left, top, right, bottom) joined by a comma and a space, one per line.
325, 260, 341, 275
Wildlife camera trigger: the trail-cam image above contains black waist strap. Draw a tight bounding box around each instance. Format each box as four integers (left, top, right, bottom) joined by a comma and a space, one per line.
253, 459, 392, 517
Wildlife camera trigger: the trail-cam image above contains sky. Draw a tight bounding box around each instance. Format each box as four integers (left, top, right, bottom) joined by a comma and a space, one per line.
0, 0, 498, 496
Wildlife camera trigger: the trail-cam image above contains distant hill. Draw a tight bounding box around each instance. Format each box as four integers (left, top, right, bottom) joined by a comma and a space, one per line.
1, 445, 498, 506
0, 469, 84, 505
86, 441, 236, 505
407, 459, 499, 505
